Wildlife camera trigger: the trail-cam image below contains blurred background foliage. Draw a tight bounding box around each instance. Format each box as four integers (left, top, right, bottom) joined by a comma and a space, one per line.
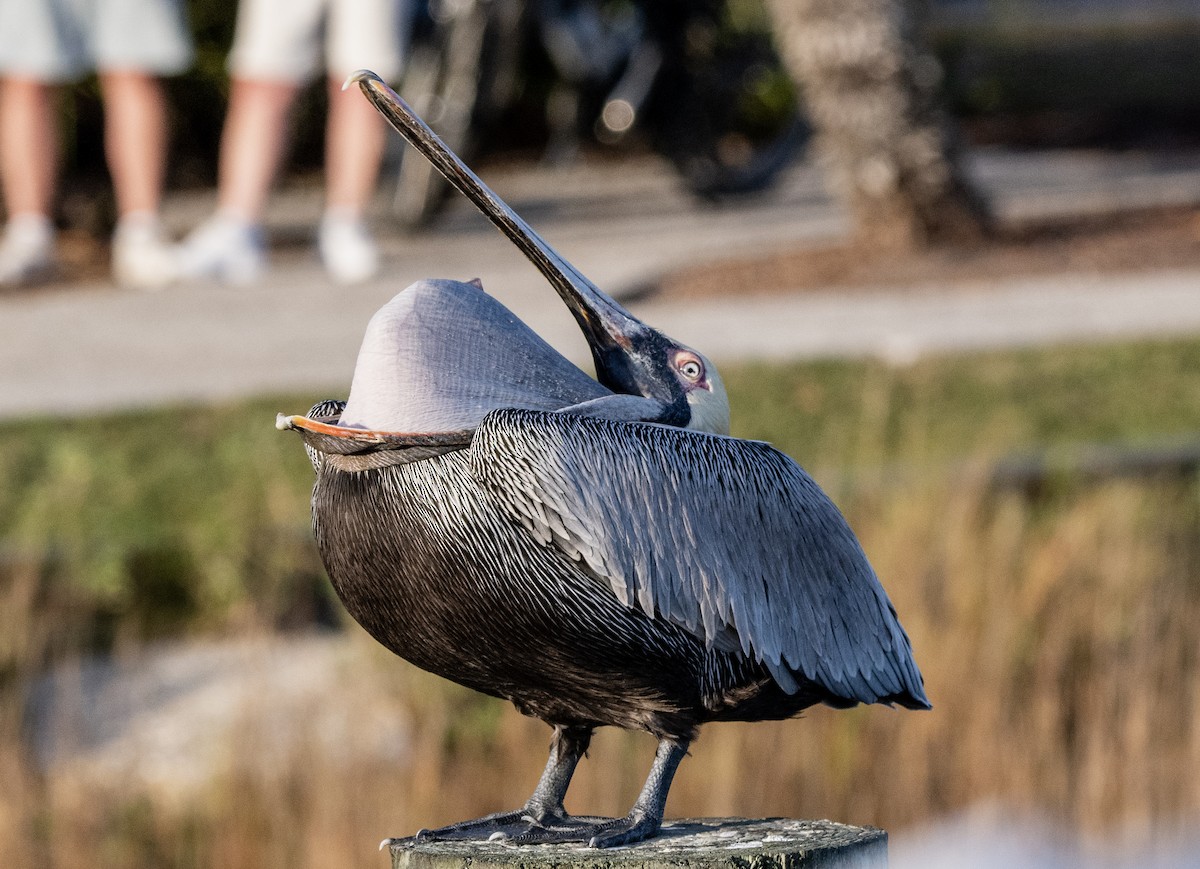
50, 0, 1200, 200
936, 18, 1200, 147
5, 341, 1200, 865
9, 337, 1200, 669
8, 1, 1200, 865
7, 337, 1200, 660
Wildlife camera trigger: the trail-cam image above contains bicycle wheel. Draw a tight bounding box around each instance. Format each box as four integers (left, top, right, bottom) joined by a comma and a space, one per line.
647, 8, 806, 199
392, 2, 492, 228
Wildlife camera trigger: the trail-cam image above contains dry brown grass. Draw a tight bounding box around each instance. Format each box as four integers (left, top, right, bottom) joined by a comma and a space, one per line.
3, 468, 1199, 867
5, 345, 1200, 867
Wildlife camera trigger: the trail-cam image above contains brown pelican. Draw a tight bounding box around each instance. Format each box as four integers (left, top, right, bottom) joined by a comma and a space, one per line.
277, 71, 928, 850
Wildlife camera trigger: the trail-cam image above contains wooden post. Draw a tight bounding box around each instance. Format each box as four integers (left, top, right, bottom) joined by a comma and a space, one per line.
388, 818, 887, 869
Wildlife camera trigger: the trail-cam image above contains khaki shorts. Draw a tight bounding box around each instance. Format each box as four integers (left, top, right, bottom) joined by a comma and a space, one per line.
229, 0, 408, 83
0, 0, 192, 81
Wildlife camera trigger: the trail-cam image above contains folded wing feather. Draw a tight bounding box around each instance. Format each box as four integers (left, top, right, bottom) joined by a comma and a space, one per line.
469, 408, 928, 707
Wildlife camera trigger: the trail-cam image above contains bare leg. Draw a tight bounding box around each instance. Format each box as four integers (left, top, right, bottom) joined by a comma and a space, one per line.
0, 77, 58, 218
325, 75, 386, 216
100, 70, 185, 288
215, 78, 297, 221
319, 74, 384, 283
384, 725, 593, 849
177, 77, 293, 284
0, 78, 58, 285
99, 70, 168, 218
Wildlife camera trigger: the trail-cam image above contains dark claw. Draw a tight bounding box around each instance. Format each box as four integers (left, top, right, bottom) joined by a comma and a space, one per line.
378, 830, 443, 850
588, 815, 661, 848
488, 814, 659, 849
382, 809, 660, 850
382, 807, 578, 849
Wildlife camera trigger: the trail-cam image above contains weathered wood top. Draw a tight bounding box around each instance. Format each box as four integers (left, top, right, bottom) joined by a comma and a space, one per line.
389, 818, 887, 869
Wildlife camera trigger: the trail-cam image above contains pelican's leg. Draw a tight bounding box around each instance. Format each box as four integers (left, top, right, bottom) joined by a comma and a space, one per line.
382, 725, 592, 848
501, 737, 690, 848
519, 723, 593, 824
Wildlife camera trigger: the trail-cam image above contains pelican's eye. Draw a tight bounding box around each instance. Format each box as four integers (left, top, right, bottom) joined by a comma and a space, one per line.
676, 354, 705, 383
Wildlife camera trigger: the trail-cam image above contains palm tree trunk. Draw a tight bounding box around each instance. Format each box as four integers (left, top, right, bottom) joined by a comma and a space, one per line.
765, 0, 991, 249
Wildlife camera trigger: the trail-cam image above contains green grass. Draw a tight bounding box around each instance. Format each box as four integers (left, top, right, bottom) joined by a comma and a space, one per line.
5, 336, 1200, 647
0, 396, 322, 651
7, 336, 1200, 865
730, 337, 1200, 460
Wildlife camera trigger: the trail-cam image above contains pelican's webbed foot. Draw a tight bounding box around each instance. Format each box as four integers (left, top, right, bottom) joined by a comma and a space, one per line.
384, 735, 687, 851
491, 812, 661, 848
381, 807, 570, 849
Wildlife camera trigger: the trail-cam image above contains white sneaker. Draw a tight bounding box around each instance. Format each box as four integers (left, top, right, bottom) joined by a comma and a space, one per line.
179, 212, 266, 286
318, 212, 379, 285
0, 214, 56, 287
112, 213, 180, 291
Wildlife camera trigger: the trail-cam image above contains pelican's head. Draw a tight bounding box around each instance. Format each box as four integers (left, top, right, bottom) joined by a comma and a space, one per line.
678, 349, 729, 435
349, 70, 731, 436
557, 279, 731, 435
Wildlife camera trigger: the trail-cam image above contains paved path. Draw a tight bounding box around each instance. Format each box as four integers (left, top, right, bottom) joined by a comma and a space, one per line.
4, 148, 1200, 420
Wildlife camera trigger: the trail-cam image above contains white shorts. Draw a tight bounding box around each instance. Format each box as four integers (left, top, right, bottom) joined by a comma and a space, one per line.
0, 0, 192, 81
228, 0, 409, 84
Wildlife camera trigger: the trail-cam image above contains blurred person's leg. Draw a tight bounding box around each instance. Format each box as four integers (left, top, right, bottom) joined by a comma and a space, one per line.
180, 0, 322, 285
325, 75, 386, 218
0, 77, 58, 219
179, 78, 295, 285
93, 0, 192, 288
215, 78, 299, 221
0, 77, 58, 285
319, 0, 408, 284
100, 70, 181, 289
324, 0, 405, 216
0, 0, 81, 287
320, 75, 386, 284
100, 70, 168, 217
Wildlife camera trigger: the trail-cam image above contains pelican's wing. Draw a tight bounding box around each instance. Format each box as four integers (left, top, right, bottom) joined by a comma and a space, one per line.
470, 408, 928, 707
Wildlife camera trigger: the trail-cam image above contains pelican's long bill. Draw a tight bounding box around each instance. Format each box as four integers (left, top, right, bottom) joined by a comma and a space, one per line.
344, 69, 650, 391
